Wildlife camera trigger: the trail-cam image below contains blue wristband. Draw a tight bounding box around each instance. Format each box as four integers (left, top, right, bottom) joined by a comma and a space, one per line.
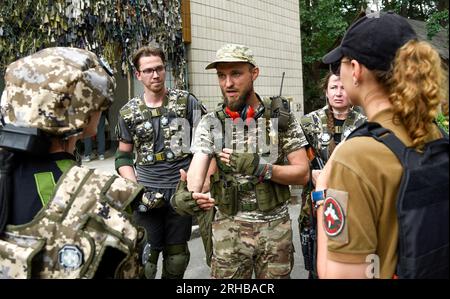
311, 189, 327, 203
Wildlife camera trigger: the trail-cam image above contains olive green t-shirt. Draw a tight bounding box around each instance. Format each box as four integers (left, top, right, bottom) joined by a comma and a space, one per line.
325, 108, 442, 278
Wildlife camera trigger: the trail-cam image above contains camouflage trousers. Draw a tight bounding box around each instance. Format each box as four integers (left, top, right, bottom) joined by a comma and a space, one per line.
211, 213, 293, 279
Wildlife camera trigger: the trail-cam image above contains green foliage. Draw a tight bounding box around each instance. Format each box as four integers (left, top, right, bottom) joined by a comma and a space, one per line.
300, 0, 348, 65
300, 0, 448, 114
426, 10, 449, 40
300, 0, 368, 113
436, 112, 449, 133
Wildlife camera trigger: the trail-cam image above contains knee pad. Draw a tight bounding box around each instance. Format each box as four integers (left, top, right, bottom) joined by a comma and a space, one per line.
142, 243, 161, 279
162, 244, 190, 278
144, 262, 158, 279
142, 243, 161, 264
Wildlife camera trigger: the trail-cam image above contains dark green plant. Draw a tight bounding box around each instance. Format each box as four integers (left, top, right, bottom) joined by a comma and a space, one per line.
426, 10, 449, 40
436, 112, 449, 133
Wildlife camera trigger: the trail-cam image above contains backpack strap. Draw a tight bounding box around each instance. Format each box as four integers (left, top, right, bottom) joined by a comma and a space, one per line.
0, 149, 15, 233
34, 159, 76, 207
347, 121, 408, 165
214, 103, 228, 121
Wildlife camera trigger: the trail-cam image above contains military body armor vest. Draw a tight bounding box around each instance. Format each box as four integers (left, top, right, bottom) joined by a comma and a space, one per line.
348, 122, 449, 279
0, 166, 144, 279
119, 89, 190, 166
301, 106, 362, 162
210, 96, 291, 216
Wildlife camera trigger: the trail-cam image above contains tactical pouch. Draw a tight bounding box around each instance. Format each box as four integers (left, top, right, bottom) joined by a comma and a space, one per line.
255, 182, 276, 212
0, 233, 46, 279
210, 172, 238, 216
255, 182, 290, 212
197, 208, 215, 267
273, 183, 291, 204
138, 191, 165, 212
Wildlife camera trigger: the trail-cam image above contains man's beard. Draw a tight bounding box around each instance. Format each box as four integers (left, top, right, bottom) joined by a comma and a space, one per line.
223, 87, 252, 112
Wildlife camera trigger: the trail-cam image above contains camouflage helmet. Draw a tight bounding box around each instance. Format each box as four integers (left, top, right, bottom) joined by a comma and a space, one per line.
0, 47, 116, 136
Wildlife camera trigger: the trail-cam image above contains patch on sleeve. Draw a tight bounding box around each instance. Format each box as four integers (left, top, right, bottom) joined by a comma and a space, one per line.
323, 188, 348, 243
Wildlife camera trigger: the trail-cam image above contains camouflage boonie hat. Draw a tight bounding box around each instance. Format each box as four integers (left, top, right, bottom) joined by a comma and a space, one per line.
205, 44, 256, 70
0, 47, 116, 136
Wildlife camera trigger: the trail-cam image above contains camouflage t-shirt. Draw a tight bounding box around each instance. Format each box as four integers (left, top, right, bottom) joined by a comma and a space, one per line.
191, 97, 308, 222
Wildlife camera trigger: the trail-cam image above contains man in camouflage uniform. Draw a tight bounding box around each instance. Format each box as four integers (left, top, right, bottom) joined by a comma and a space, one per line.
173, 44, 310, 278
298, 72, 366, 278
0, 47, 145, 278
115, 46, 205, 279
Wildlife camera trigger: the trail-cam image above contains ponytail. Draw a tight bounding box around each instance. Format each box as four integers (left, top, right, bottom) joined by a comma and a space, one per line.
388, 40, 446, 149
325, 108, 336, 157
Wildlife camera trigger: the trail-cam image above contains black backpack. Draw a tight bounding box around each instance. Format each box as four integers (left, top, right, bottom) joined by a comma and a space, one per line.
348, 122, 449, 279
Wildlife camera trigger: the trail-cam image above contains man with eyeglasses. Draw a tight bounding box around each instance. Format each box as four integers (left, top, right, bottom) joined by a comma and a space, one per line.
115, 45, 206, 279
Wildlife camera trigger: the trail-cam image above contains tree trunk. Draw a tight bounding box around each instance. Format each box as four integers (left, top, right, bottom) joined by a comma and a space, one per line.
437, 0, 449, 11
400, 0, 408, 16
312, 61, 321, 84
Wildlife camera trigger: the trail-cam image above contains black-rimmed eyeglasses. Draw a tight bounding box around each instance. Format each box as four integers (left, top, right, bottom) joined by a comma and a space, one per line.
139, 65, 166, 76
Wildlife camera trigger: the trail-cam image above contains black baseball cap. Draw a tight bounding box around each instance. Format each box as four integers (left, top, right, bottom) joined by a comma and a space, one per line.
323, 11, 417, 72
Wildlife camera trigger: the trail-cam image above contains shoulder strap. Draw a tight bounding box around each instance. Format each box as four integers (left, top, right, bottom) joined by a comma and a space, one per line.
119, 97, 152, 131
374, 132, 409, 167
214, 103, 228, 122
318, 108, 329, 134
347, 121, 383, 139
0, 149, 15, 233
34, 159, 76, 207
165, 89, 189, 119
347, 121, 408, 163
349, 121, 450, 167
344, 108, 356, 124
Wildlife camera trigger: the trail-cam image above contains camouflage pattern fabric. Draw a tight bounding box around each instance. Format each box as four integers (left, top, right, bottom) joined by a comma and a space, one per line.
211, 212, 293, 278
205, 43, 257, 70
300, 105, 367, 162
0, 47, 116, 136
298, 105, 366, 229
171, 178, 215, 266
191, 97, 308, 222
298, 105, 366, 278
0, 165, 144, 279
117, 89, 189, 166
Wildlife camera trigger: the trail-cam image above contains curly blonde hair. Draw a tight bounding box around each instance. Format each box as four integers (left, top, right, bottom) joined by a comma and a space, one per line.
378, 40, 446, 150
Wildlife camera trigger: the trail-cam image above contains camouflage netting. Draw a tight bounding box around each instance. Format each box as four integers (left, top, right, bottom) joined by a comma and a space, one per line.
0, 0, 186, 88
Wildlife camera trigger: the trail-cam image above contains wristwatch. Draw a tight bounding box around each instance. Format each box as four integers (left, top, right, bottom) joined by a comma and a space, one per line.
311, 189, 326, 209
263, 163, 273, 180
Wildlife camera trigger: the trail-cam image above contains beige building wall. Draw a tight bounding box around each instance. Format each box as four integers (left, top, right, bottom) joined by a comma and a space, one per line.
186, 0, 304, 117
